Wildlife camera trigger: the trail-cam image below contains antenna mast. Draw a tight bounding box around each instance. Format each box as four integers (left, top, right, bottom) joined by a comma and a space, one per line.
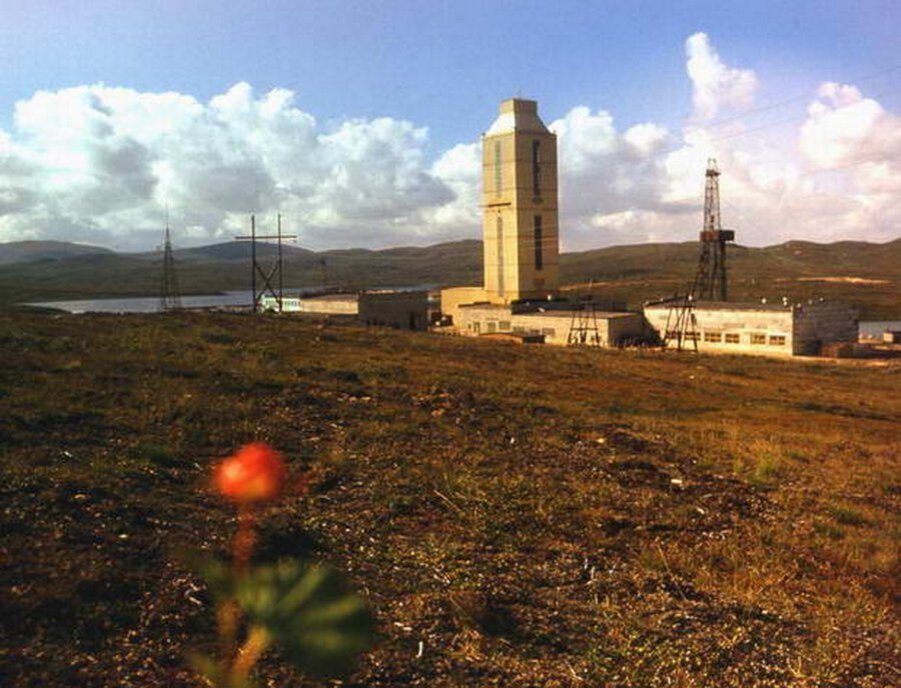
160, 211, 182, 311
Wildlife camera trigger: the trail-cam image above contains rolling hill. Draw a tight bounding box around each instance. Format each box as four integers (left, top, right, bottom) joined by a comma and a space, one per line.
0, 240, 114, 265
0, 237, 898, 318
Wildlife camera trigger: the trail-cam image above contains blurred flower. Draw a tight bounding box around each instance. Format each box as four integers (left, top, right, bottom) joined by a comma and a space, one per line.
215, 443, 286, 504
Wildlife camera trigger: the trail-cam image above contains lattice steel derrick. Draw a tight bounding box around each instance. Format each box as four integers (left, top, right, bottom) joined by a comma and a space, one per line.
693, 158, 734, 302
160, 224, 182, 311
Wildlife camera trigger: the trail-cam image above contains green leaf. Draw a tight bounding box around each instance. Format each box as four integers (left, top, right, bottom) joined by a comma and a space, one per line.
234, 559, 376, 677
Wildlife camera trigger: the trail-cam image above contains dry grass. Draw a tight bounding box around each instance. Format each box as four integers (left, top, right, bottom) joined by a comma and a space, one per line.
1, 311, 898, 686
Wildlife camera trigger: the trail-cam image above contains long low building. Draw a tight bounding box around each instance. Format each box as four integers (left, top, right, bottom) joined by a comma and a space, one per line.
455, 302, 644, 346
260, 289, 429, 330
643, 299, 858, 356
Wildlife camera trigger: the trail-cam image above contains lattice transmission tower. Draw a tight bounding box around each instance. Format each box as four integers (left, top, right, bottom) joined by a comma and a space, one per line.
159, 221, 182, 311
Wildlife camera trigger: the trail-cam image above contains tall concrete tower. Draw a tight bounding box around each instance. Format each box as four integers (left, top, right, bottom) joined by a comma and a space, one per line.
482, 98, 559, 303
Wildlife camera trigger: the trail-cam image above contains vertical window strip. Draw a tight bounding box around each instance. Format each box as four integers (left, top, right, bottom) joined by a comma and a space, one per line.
494, 141, 502, 196
496, 215, 504, 296
534, 215, 543, 271
532, 140, 541, 196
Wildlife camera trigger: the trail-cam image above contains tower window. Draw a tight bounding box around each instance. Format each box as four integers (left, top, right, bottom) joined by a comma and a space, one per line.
496, 215, 505, 296
532, 139, 541, 196
494, 140, 502, 195
534, 215, 543, 271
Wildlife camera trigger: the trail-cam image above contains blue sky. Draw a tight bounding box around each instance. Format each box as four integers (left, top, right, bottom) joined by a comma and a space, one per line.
4, 1, 899, 147
1, 0, 899, 250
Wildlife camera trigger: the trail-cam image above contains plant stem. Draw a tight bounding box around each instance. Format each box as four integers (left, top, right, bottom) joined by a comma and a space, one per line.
232, 625, 271, 678
234, 506, 258, 574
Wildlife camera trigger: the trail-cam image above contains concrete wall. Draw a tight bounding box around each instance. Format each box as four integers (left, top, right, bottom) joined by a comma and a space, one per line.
792, 301, 857, 355
300, 295, 359, 315
644, 304, 796, 356
456, 304, 643, 346
440, 286, 491, 325
359, 290, 429, 331
644, 301, 856, 356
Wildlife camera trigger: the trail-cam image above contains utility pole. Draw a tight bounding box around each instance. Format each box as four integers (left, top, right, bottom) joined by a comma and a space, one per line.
235, 214, 297, 312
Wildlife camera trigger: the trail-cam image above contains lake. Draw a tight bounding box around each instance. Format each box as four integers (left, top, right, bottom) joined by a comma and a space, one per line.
25, 285, 441, 314
858, 320, 901, 338
25, 291, 256, 314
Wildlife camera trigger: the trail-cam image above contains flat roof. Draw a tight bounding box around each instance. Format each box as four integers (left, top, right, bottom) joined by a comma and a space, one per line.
304, 293, 359, 302
460, 303, 638, 319
523, 310, 638, 319
459, 302, 510, 310
644, 300, 791, 312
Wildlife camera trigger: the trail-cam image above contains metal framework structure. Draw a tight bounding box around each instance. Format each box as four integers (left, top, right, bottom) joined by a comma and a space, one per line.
662, 158, 735, 351
159, 222, 182, 311
695, 159, 735, 301
567, 297, 602, 347
235, 214, 297, 312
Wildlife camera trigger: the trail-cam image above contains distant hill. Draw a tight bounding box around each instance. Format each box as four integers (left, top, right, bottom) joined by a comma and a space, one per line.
0, 240, 113, 265
0, 237, 898, 318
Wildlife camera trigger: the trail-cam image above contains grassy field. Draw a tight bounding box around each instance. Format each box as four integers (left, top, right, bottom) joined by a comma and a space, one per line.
1, 311, 898, 686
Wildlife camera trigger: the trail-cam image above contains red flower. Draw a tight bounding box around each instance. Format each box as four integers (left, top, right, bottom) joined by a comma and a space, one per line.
214, 443, 286, 504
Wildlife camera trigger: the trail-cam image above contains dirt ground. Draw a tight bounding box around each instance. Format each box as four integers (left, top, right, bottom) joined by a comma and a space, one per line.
1, 311, 898, 686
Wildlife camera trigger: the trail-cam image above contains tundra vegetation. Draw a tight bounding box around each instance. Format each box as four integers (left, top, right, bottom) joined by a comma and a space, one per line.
1, 311, 898, 686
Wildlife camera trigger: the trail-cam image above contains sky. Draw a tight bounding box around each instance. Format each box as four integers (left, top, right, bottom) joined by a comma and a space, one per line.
0, 0, 899, 252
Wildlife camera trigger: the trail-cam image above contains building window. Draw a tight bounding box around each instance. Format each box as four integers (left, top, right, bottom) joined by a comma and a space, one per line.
532, 139, 541, 196
751, 333, 766, 345
541, 328, 556, 337
703, 331, 722, 343
513, 326, 525, 334
494, 140, 502, 196
724, 333, 740, 344
499, 320, 511, 331
769, 335, 786, 346
473, 322, 481, 333
534, 215, 543, 270
496, 215, 504, 296
487, 321, 497, 333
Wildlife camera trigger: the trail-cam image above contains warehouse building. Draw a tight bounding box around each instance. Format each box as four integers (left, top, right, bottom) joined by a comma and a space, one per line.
643, 299, 858, 356
455, 302, 643, 346
260, 289, 428, 331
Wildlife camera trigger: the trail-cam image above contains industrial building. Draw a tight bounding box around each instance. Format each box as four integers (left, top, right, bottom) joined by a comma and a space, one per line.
438, 97, 858, 358
640, 159, 858, 357
440, 98, 642, 347
455, 303, 642, 346
644, 299, 858, 356
260, 289, 428, 331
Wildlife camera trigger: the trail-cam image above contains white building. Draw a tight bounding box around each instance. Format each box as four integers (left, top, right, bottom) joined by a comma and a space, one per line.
643, 299, 858, 356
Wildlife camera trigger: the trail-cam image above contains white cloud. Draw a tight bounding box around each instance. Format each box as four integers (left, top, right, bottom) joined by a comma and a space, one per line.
0, 34, 898, 252
0, 82, 455, 249
686, 32, 758, 120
